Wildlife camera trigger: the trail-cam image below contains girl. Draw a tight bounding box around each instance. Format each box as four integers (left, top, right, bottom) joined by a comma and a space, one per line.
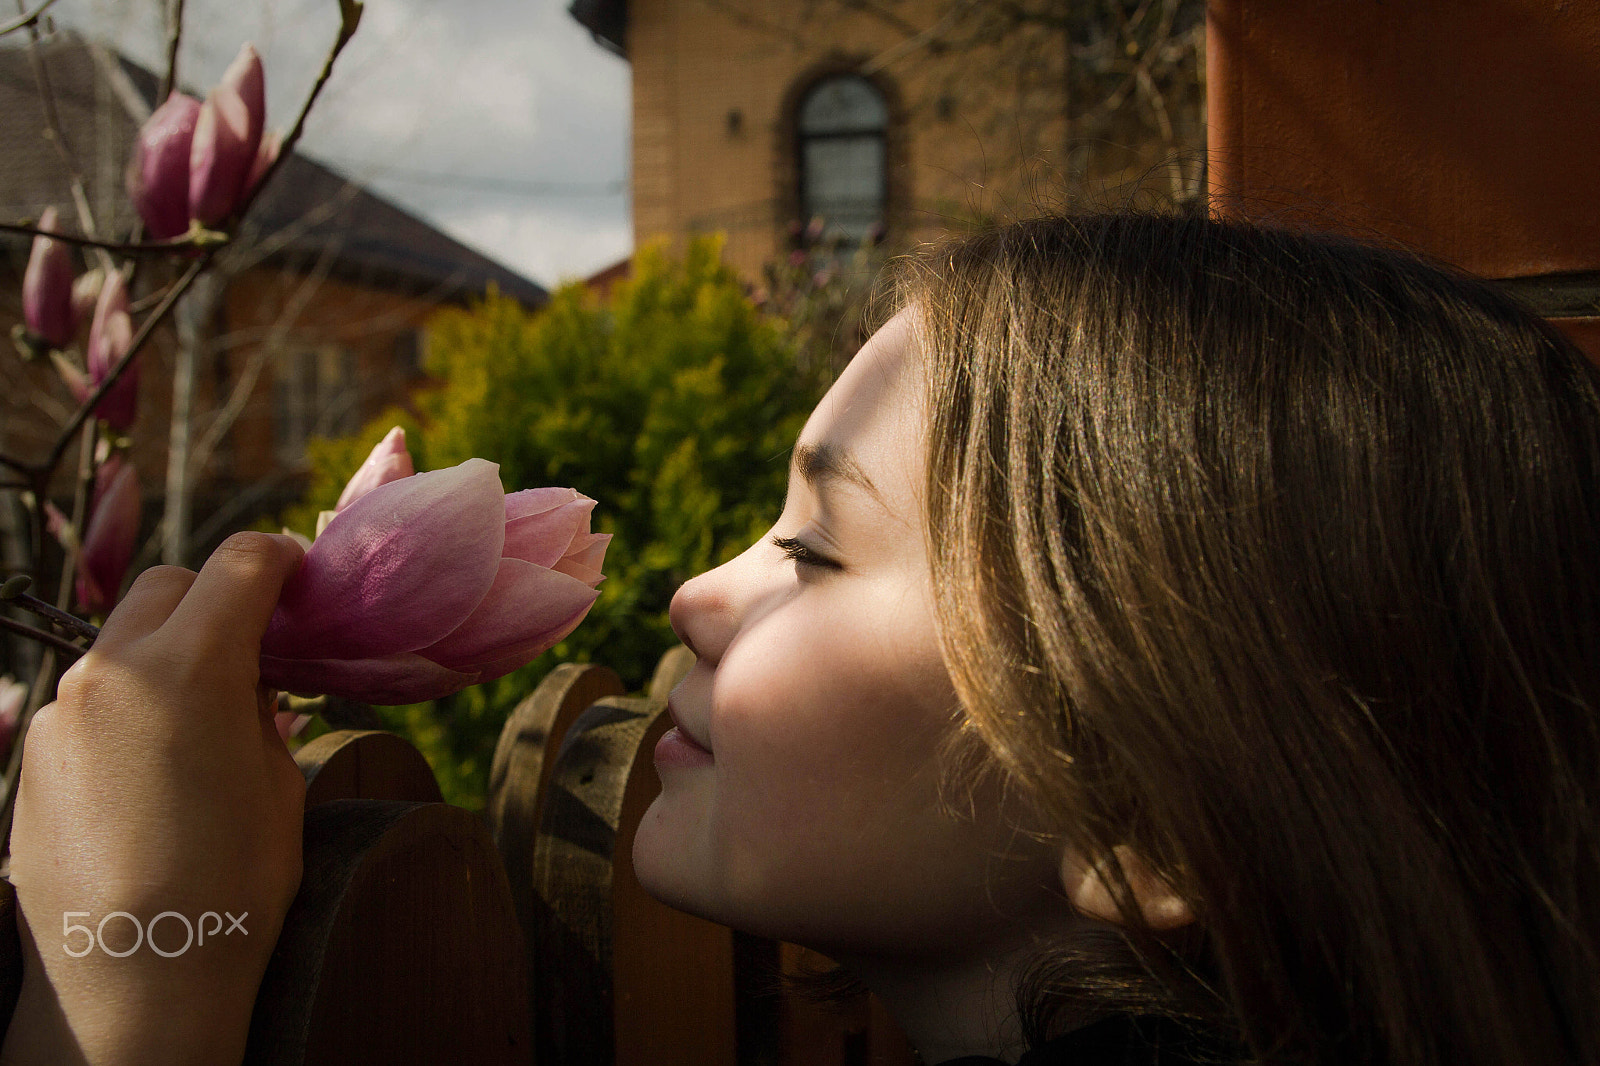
4, 213, 1599, 1066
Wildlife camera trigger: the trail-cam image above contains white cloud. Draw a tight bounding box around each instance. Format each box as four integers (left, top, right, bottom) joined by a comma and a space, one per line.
41, 0, 632, 287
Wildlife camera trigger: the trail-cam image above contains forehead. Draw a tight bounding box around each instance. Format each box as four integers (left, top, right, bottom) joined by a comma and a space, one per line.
793, 311, 925, 508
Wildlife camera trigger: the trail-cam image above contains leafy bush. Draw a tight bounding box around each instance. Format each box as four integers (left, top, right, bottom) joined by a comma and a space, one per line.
282, 236, 829, 808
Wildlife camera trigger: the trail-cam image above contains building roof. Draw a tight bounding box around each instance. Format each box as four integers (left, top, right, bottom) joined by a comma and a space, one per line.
569, 0, 627, 58
0, 31, 547, 309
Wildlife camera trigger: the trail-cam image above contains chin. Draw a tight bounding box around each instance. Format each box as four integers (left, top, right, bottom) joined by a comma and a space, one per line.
630, 794, 717, 918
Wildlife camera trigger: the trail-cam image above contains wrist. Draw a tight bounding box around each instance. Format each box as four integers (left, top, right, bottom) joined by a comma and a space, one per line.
0, 910, 269, 1066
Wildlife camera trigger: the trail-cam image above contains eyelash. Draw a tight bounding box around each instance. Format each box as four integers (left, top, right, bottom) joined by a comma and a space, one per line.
771, 535, 841, 571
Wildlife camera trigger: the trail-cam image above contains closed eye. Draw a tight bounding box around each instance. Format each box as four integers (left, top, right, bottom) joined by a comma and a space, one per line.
771, 535, 842, 571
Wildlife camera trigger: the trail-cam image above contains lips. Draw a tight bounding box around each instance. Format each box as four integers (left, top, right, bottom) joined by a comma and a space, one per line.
667, 696, 713, 754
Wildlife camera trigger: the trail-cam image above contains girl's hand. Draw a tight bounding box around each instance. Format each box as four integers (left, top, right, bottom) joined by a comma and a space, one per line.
1, 532, 307, 1066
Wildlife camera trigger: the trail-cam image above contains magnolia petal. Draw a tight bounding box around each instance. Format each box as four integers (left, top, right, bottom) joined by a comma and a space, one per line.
86, 272, 129, 380
335, 426, 414, 511
189, 82, 254, 225
502, 497, 595, 569
92, 310, 138, 432
127, 93, 200, 240
220, 43, 266, 150
70, 269, 104, 327
23, 207, 76, 348
50, 351, 91, 405
78, 458, 140, 615
418, 556, 600, 671
552, 532, 610, 585
264, 459, 506, 659
465, 605, 595, 685
504, 486, 581, 522
246, 129, 281, 196
259, 652, 478, 706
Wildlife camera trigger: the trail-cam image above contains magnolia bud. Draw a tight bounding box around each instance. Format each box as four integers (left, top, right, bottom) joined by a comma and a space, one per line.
22, 207, 76, 348
86, 272, 138, 431
190, 43, 266, 226
128, 93, 202, 240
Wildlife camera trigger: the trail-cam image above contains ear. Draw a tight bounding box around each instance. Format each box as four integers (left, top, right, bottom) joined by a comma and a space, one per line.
1060, 844, 1196, 931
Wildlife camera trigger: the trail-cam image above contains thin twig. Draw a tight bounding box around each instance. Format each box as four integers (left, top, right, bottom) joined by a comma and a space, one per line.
0, 614, 85, 660
0, 220, 227, 255
158, 0, 185, 103
1, 585, 100, 643
0, 0, 59, 38
18, 10, 110, 271
239, 0, 364, 219
190, 237, 341, 477
41, 255, 211, 474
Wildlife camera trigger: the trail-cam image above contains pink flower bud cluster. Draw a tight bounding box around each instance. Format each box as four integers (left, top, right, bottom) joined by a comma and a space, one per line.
128, 43, 275, 240
21, 44, 273, 430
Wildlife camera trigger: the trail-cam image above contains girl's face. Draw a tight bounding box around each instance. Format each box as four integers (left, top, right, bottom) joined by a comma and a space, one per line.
634, 311, 1068, 966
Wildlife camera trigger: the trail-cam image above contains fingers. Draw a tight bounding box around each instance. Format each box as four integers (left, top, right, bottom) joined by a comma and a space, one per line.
162, 532, 304, 658
91, 565, 197, 650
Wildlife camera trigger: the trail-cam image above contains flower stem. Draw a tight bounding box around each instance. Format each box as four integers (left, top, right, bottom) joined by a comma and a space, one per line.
0, 578, 100, 643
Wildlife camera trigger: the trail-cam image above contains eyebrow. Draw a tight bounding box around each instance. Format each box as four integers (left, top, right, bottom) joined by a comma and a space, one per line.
791, 442, 882, 503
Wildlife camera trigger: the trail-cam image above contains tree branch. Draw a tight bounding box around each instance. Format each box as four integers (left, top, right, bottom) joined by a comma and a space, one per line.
0, 220, 227, 256
239, 0, 364, 219
158, 0, 185, 103
0, 0, 59, 38
41, 255, 211, 474
0, 613, 85, 661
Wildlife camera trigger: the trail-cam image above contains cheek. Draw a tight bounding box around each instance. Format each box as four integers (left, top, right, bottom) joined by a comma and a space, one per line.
703, 587, 957, 893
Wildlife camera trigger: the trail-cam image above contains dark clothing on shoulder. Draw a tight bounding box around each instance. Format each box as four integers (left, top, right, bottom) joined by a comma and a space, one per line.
935, 1015, 1221, 1066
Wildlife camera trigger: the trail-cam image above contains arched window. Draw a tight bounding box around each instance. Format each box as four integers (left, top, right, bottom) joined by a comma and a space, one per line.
796, 75, 888, 243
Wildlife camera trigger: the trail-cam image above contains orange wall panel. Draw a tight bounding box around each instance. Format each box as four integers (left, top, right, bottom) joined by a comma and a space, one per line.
1208, 0, 1600, 279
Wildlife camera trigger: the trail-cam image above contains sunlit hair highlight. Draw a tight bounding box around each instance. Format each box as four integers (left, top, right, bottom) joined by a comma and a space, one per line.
898, 213, 1600, 1066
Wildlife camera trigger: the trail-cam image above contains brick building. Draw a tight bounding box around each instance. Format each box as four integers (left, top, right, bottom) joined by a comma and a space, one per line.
571, 0, 1204, 281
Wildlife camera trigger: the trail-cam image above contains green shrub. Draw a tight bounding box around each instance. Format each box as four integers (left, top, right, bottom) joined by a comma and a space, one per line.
282, 236, 828, 808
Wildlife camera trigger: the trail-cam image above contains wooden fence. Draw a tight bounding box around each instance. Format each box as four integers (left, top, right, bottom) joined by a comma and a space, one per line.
0, 646, 918, 1065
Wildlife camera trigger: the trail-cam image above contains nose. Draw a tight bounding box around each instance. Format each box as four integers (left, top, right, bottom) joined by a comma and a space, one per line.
668, 557, 746, 666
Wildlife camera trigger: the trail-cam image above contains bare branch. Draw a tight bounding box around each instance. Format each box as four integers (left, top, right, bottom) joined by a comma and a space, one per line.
0, 614, 84, 660
188, 239, 342, 479
159, 0, 185, 103
0, 0, 59, 39
0, 220, 228, 256
16, 7, 111, 271
238, 0, 364, 221
41, 255, 211, 474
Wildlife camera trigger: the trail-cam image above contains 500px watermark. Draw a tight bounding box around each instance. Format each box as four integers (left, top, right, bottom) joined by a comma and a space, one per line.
61, 910, 248, 958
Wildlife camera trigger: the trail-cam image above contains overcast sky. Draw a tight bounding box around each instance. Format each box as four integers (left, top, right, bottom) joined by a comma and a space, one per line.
48, 0, 633, 290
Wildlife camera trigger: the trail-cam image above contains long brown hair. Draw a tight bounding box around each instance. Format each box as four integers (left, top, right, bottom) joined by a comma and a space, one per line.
902, 214, 1600, 1065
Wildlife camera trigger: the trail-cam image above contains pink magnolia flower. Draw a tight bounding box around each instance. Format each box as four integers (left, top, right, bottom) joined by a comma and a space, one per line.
23, 207, 76, 348
337, 426, 416, 510
261, 458, 609, 704
128, 93, 202, 240
77, 455, 142, 615
85, 271, 138, 430
312, 426, 416, 537
190, 44, 266, 227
